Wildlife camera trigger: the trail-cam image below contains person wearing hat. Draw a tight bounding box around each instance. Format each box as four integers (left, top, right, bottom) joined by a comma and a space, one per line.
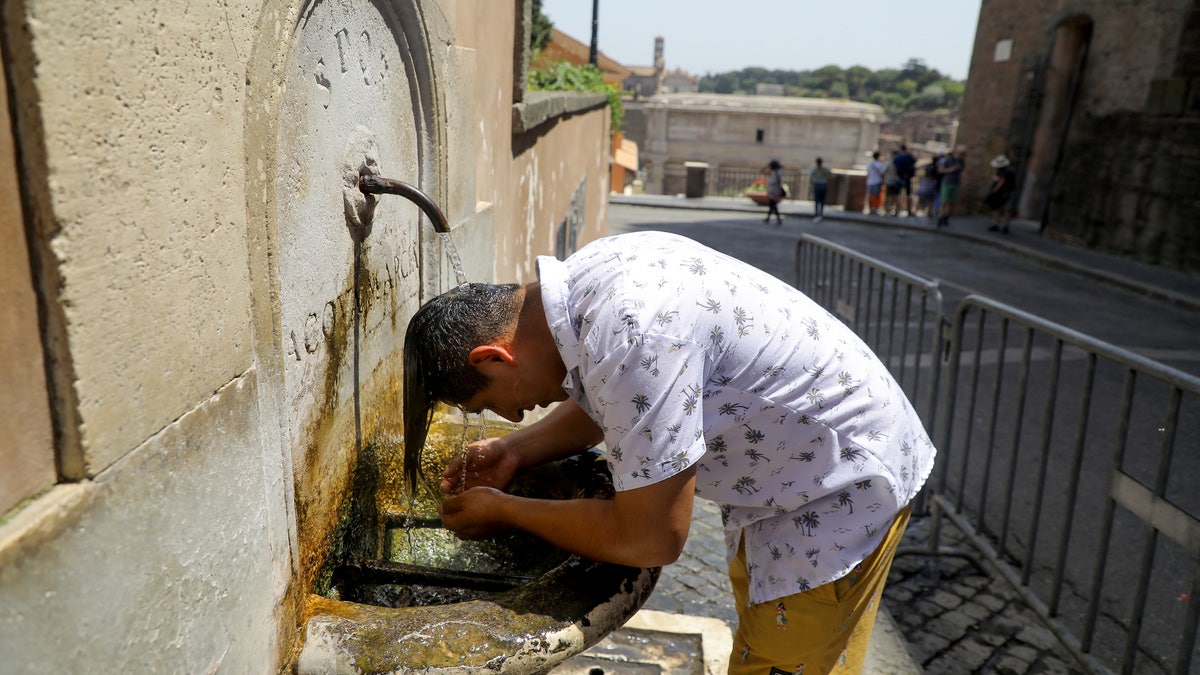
986, 154, 1016, 234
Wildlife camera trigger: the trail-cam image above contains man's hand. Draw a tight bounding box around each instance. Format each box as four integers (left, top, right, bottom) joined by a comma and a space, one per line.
438, 487, 510, 539
440, 437, 523, 495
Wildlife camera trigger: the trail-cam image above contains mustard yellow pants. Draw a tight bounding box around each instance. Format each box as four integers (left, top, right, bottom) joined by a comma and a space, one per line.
728, 508, 911, 675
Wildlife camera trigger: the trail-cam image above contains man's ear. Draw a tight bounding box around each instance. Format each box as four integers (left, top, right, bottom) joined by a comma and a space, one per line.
467, 343, 515, 368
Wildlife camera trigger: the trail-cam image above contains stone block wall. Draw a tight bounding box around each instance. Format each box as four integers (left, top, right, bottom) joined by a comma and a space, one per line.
956, 0, 1199, 270
1047, 114, 1200, 269
0, 0, 613, 671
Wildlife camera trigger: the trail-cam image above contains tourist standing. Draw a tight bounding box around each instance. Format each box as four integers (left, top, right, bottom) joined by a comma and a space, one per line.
883, 151, 903, 216
915, 158, 941, 220
893, 144, 917, 216
865, 151, 886, 215
810, 157, 833, 222
936, 148, 966, 227
986, 154, 1016, 234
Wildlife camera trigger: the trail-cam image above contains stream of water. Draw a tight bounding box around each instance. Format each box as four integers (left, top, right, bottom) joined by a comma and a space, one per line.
437, 232, 467, 286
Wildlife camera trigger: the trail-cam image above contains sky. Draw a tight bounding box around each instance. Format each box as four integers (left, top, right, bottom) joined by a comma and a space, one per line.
540, 0, 982, 81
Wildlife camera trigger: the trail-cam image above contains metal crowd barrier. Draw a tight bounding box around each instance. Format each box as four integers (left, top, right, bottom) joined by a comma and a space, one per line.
933, 295, 1200, 675
793, 236, 1200, 674
794, 234, 945, 426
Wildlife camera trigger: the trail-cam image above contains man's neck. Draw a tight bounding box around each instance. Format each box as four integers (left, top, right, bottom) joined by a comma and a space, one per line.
514, 281, 569, 384
516, 282, 552, 351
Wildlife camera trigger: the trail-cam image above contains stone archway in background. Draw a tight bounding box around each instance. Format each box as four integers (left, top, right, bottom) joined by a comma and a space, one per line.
1019, 14, 1093, 225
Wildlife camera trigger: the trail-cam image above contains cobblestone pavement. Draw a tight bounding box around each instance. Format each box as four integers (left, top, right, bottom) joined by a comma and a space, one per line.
884, 516, 1088, 674
645, 500, 1091, 674
640, 499, 739, 630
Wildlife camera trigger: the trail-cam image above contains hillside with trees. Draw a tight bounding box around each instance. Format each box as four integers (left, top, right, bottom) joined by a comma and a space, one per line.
698, 59, 964, 115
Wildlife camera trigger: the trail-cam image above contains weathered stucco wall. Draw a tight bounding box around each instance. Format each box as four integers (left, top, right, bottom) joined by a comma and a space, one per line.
0, 0, 613, 671
0, 46, 55, 516
460, 0, 610, 284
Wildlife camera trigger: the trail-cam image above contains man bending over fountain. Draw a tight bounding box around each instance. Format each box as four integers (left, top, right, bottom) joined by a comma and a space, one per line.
403, 231, 936, 675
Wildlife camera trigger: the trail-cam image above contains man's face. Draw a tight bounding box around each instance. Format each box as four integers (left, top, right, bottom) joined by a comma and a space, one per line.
459, 362, 568, 423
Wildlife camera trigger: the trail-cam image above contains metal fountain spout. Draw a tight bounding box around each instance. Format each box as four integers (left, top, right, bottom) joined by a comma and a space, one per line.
358, 176, 451, 234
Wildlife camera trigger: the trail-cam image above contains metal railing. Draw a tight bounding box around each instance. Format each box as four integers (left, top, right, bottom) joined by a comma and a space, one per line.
933, 295, 1200, 675
794, 234, 945, 426
793, 236, 1200, 674
711, 166, 811, 201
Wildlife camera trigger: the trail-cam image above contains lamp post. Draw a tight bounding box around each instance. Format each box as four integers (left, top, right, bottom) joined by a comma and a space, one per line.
588, 0, 599, 66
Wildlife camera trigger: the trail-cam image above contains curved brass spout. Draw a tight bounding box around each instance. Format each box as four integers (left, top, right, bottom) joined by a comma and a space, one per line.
358, 176, 451, 234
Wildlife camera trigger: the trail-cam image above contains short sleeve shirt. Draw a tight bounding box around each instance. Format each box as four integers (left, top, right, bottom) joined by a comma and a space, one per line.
537, 231, 936, 605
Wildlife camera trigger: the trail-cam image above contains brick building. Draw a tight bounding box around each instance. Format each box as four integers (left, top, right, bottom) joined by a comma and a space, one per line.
956, 0, 1200, 270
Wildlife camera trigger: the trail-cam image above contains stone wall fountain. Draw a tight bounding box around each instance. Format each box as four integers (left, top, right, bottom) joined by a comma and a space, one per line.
271, 5, 657, 669
297, 415, 659, 674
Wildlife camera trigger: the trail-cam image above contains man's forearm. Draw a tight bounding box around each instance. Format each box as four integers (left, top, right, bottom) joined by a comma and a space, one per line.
505, 399, 604, 469
495, 467, 696, 567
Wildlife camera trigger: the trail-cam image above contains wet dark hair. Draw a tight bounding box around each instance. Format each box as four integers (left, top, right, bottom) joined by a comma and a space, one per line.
402, 282, 522, 490
768, 159, 781, 169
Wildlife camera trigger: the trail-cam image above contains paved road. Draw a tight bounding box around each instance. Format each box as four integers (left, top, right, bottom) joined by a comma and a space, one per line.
603, 198, 1200, 674
606, 202, 1200, 377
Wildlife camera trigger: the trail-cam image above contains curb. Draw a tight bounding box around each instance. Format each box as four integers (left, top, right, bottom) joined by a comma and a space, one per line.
609, 194, 1200, 313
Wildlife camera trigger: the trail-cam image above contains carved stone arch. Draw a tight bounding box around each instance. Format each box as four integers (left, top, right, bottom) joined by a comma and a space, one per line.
242, 0, 449, 614
1020, 13, 1094, 224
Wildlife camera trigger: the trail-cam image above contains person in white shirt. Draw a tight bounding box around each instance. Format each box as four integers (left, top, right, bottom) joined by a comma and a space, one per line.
404, 231, 937, 674
865, 151, 887, 215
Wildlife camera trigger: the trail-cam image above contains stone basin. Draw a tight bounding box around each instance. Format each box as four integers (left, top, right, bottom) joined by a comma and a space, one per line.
296, 419, 660, 674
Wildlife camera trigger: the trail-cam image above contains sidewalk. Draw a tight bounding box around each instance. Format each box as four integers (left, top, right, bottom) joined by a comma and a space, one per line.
611, 193, 1200, 312
564, 193, 1200, 673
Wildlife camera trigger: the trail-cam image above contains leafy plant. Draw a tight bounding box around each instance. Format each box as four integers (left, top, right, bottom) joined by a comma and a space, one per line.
531, 0, 552, 52
528, 61, 624, 131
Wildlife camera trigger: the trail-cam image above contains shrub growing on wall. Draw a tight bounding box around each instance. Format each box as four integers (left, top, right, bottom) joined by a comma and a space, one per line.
529, 61, 624, 132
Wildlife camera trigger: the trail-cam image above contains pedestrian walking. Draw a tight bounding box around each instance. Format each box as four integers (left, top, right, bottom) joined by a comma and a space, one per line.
403, 231, 937, 675
810, 157, 833, 222
763, 159, 786, 226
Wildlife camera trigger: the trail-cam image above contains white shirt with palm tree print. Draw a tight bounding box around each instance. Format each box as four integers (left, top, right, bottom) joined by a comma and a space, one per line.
537, 231, 936, 606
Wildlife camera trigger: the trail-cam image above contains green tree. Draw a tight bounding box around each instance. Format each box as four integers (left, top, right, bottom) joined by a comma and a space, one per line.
845, 66, 872, 98
696, 60, 965, 115
531, 0, 553, 52
915, 83, 946, 109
